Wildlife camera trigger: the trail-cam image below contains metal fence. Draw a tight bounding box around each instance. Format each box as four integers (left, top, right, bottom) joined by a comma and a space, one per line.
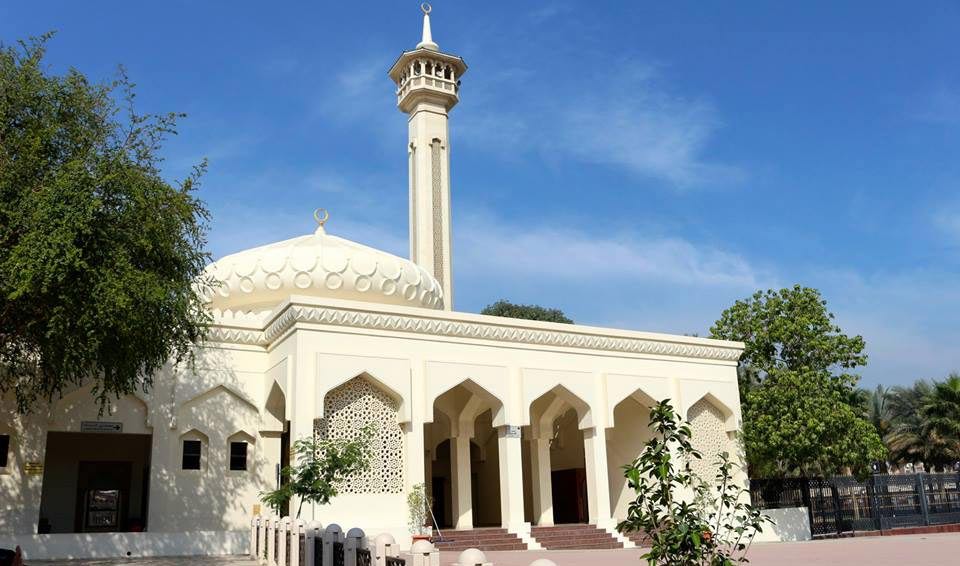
750, 473, 960, 537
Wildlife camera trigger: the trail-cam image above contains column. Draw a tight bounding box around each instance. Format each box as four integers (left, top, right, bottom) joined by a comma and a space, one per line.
498, 426, 526, 530
406, 361, 427, 493
583, 427, 613, 526
451, 434, 473, 529
528, 437, 553, 526
291, 352, 317, 520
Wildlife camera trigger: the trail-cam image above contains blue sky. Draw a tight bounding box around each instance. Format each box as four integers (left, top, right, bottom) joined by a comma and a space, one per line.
4, 1, 960, 387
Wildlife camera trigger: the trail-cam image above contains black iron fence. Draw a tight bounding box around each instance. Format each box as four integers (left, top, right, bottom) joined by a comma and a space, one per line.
750, 473, 960, 537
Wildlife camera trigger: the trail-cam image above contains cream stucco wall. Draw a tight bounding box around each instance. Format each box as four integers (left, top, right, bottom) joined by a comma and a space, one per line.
0, 295, 743, 558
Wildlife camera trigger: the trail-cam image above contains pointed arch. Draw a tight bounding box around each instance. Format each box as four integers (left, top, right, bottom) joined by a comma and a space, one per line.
315, 353, 411, 423
528, 384, 593, 430
606, 387, 659, 429
684, 391, 737, 432
181, 383, 258, 414
428, 378, 507, 427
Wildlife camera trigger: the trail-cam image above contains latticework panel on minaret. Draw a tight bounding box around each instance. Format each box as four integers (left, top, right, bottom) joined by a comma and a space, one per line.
315, 376, 405, 494
686, 398, 729, 483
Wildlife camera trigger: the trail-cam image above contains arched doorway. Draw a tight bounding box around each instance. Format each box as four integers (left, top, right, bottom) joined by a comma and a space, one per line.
525, 386, 592, 525
424, 381, 505, 529
605, 390, 656, 522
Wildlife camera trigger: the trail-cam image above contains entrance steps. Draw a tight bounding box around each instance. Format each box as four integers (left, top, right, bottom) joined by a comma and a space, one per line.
431, 527, 527, 552
530, 524, 624, 550
624, 530, 651, 547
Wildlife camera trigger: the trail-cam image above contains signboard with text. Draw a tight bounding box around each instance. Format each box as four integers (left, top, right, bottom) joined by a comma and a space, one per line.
80, 421, 123, 433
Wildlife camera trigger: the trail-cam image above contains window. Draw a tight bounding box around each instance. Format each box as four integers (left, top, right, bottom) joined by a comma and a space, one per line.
182, 439, 202, 470
229, 441, 248, 471
0, 434, 9, 468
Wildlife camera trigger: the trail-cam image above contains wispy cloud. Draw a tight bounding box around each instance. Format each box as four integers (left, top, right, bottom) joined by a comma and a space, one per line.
457, 63, 742, 188
934, 201, 960, 244
455, 211, 765, 289
914, 87, 960, 125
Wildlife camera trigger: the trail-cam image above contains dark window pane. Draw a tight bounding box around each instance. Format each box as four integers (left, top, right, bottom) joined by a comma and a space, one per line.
182, 439, 202, 470
230, 441, 247, 471
0, 435, 9, 467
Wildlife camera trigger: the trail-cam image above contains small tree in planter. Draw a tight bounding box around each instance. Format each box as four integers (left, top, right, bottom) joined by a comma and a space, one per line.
407, 483, 433, 541
260, 427, 373, 518
617, 400, 771, 566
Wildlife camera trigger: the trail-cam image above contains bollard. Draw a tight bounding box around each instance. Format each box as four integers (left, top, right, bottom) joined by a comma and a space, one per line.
372, 533, 397, 566
251, 516, 260, 558
453, 548, 491, 566
304, 521, 323, 566
345, 527, 366, 566
267, 516, 277, 566
322, 523, 343, 566
279, 517, 291, 566
528, 560, 557, 566
409, 540, 439, 566
290, 519, 303, 566
258, 516, 268, 564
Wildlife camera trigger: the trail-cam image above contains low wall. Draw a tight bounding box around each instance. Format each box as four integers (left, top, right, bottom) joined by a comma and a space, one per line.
0, 530, 247, 560
753, 507, 812, 542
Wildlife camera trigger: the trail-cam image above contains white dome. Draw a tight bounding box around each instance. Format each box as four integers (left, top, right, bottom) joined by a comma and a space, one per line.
202, 225, 444, 311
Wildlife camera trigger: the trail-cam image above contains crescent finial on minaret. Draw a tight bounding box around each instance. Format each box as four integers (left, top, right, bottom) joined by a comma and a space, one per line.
417, 3, 439, 51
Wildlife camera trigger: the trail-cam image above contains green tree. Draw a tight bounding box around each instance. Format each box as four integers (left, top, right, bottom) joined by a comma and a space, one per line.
920, 374, 960, 470
481, 299, 573, 324
743, 369, 886, 478
710, 285, 866, 389
260, 429, 373, 518
0, 35, 211, 413
710, 285, 885, 477
617, 400, 770, 566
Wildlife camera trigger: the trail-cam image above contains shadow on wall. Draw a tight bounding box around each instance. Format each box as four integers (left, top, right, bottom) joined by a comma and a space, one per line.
146, 345, 274, 536
753, 507, 812, 543
1, 344, 277, 560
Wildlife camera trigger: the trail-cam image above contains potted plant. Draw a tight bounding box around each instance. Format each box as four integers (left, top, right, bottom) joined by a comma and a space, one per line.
407, 483, 433, 542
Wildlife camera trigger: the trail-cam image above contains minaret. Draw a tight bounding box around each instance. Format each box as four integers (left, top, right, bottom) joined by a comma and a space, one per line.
388, 3, 467, 310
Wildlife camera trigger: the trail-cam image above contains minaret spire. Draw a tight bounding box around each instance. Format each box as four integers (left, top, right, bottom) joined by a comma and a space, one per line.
417, 3, 439, 51
387, 5, 467, 310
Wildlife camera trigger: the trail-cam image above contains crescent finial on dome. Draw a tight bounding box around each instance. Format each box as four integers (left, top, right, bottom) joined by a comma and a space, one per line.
314, 208, 330, 234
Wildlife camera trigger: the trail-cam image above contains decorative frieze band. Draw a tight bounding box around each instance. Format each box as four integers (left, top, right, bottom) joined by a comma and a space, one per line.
205, 304, 743, 362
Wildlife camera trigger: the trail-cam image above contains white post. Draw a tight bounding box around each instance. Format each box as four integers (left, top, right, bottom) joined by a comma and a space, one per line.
498, 426, 526, 530
345, 528, 365, 566
251, 516, 260, 557
290, 519, 303, 566
451, 434, 473, 529
584, 426, 613, 526
452, 549, 492, 566
304, 521, 323, 566
409, 540, 439, 566
279, 517, 290, 566
267, 516, 277, 566
373, 533, 397, 566
323, 524, 343, 566
258, 516, 268, 563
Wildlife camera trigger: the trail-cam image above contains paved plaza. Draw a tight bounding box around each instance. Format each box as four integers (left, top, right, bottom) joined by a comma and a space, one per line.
24, 532, 960, 566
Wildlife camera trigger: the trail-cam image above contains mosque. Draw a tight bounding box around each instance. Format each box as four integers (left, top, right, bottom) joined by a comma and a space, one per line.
0, 5, 745, 559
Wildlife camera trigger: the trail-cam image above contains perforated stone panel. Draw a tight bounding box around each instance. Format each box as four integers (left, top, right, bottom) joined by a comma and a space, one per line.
687, 398, 729, 482
315, 376, 404, 493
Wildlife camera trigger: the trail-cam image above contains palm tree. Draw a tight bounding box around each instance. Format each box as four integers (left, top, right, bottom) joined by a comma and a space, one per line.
865, 385, 892, 439
885, 380, 938, 469
921, 374, 960, 471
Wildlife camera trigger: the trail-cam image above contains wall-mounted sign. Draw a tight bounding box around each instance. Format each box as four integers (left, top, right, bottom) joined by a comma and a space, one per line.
24, 462, 43, 475
504, 425, 521, 439
81, 421, 123, 433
